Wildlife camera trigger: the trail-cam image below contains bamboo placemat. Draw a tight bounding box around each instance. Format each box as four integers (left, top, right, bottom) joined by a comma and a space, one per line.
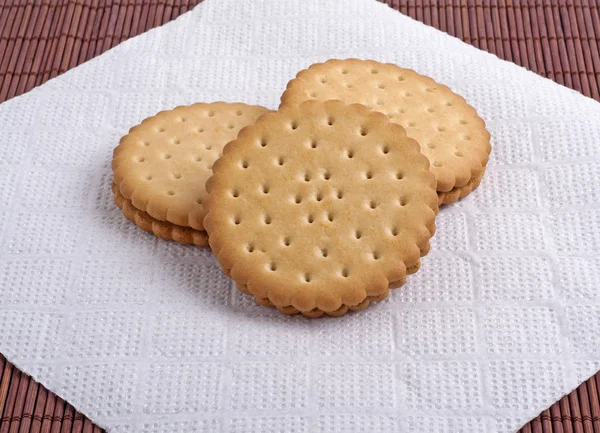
1, 1, 600, 432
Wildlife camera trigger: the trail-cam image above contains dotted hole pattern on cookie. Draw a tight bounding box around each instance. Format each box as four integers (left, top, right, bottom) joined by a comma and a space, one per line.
281, 59, 491, 193
205, 101, 438, 313
112, 103, 271, 230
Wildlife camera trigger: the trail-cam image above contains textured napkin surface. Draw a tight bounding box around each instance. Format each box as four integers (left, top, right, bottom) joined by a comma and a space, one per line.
1, 0, 600, 432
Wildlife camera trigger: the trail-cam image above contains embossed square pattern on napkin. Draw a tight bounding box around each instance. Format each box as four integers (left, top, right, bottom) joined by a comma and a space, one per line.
1, 0, 600, 432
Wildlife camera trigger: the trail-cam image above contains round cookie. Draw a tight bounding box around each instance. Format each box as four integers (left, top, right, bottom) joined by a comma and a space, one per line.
280, 59, 492, 204
203, 100, 438, 317
112, 183, 208, 246
112, 102, 271, 246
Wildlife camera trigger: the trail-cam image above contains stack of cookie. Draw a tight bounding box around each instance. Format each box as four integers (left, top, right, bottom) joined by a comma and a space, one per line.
112, 59, 491, 318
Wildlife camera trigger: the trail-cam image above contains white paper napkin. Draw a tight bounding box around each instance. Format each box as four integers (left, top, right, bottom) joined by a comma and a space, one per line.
1, 0, 600, 432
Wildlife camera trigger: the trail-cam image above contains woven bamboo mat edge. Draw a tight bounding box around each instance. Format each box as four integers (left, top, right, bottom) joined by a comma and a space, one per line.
1, 1, 600, 432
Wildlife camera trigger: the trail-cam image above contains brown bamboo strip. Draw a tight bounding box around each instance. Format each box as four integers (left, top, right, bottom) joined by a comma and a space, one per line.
597, 373, 600, 421
522, 1, 541, 74
112, 1, 129, 44
170, 0, 180, 20
7, 1, 42, 99
47, 0, 76, 80
558, 1, 583, 93
145, 1, 158, 32
522, 423, 533, 433
540, 409, 562, 433
77, 0, 99, 64
39, 393, 57, 433
44, 0, 74, 81
438, 0, 447, 33
29, 387, 47, 433
540, 408, 553, 433
549, 2, 572, 89
86, 0, 106, 61
135, 0, 151, 35
100, 3, 120, 53
421, 0, 431, 27
119, 1, 136, 42
60, 404, 74, 433
0, 3, 9, 40
0, 369, 21, 433
577, 382, 594, 433
31, 0, 62, 82
16, 379, 38, 433
497, 0, 513, 63
37, 0, 69, 85
61, 0, 85, 74
179, 0, 189, 14
404, 2, 413, 17
549, 402, 565, 433
49, 398, 64, 433
530, 1, 552, 80
153, 1, 166, 28
509, 0, 530, 70
406, 1, 415, 20
588, 1, 600, 90
0, 8, 10, 68
445, 0, 456, 38
70, 0, 92, 69
483, 0, 498, 55
580, 0, 600, 71
566, 0, 592, 97
82, 418, 94, 433
578, 0, 600, 100
449, 0, 465, 41
174, 0, 186, 20
414, 0, 423, 23
0, 3, 20, 69
569, 391, 586, 433
560, 396, 575, 433
146, 0, 163, 30
8, 1, 37, 70
457, 0, 469, 46
0, 3, 28, 102
585, 376, 600, 432
7, 372, 30, 433
108, 2, 127, 48
163, 0, 175, 27
0, 360, 8, 422
129, 0, 144, 40
388, 0, 400, 12
526, 0, 546, 77
71, 410, 84, 433
416, 0, 424, 21
427, 0, 439, 41
466, 0, 479, 49
489, 2, 504, 59
91, 0, 109, 58
572, 1, 598, 100
531, 415, 543, 433
474, 0, 488, 52
535, 1, 560, 83
453, 0, 463, 42
16, 2, 51, 96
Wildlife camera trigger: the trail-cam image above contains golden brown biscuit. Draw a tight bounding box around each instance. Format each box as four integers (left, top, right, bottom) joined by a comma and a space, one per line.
112, 102, 271, 244
112, 183, 208, 246
437, 173, 483, 205
203, 100, 438, 317
280, 59, 491, 204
